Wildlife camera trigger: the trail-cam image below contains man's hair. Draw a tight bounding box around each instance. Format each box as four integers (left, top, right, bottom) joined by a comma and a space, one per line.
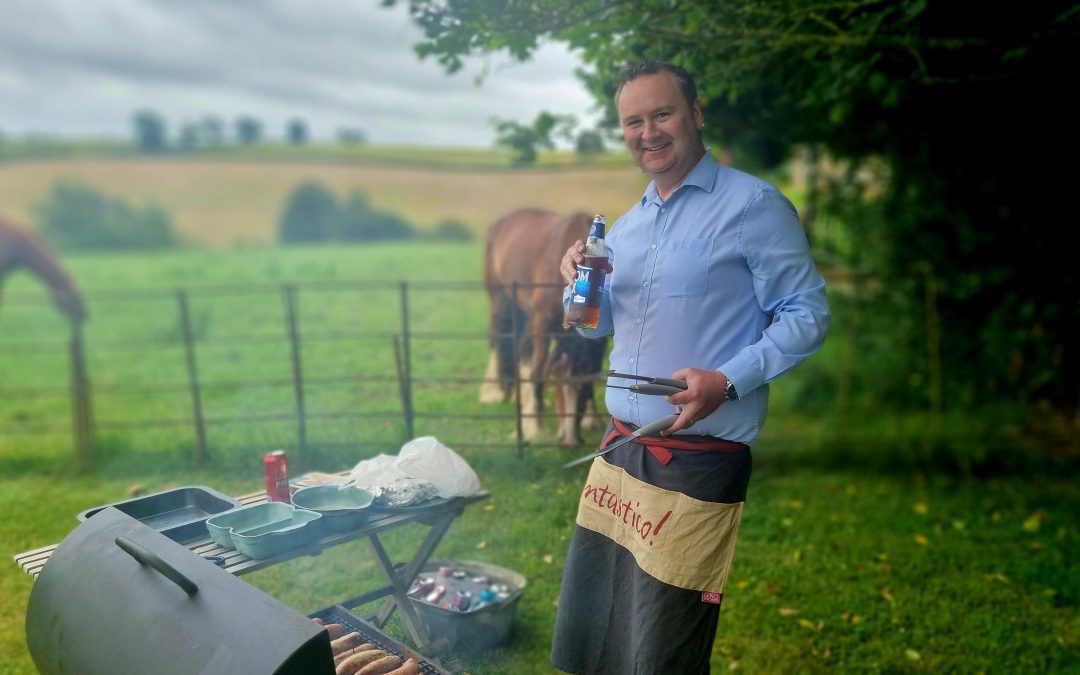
614, 60, 698, 108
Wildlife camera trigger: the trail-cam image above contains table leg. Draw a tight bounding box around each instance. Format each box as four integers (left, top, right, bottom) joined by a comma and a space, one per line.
374, 512, 458, 628
366, 533, 436, 649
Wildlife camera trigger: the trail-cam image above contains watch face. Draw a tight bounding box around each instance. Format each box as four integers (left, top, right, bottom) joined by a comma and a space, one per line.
726, 381, 739, 401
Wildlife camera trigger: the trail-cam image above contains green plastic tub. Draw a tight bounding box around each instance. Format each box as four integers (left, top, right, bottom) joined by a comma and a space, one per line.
205, 502, 322, 559
290, 485, 374, 532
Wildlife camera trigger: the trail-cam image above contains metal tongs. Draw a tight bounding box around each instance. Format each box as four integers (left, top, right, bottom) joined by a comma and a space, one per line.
605, 371, 688, 396
561, 371, 688, 469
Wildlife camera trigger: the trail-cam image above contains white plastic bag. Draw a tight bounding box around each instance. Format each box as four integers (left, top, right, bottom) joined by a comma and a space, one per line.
342, 438, 480, 503
394, 436, 481, 498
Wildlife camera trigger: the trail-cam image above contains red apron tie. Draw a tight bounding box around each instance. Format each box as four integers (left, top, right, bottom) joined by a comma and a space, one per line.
601, 418, 749, 465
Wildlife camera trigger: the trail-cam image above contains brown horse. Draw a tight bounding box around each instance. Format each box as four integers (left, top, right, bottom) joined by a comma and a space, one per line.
480, 208, 607, 445
0, 217, 87, 323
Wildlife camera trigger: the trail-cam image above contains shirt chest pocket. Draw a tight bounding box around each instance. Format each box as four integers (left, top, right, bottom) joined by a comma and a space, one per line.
663, 238, 713, 297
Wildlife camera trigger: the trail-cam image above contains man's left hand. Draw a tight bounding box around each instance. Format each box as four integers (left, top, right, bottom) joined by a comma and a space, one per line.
661, 368, 729, 435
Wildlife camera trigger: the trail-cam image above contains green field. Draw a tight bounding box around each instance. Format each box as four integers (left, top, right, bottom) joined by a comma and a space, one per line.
1, 241, 1076, 674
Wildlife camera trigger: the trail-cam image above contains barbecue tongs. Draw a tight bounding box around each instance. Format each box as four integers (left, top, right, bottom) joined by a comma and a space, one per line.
561, 372, 688, 469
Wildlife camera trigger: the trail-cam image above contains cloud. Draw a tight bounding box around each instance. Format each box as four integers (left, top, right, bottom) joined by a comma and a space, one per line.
0, 0, 599, 146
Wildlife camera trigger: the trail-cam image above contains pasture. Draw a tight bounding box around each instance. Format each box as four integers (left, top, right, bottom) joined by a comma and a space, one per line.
1, 241, 1076, 674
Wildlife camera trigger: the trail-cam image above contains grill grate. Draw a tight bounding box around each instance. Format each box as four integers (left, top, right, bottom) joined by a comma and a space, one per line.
310, 605, 448, 675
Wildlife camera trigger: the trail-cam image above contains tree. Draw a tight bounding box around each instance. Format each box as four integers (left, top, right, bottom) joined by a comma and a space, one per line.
36, 181, 178, 251
575, 129, 605, 161
337, 127, 368, 146
235, 116, 263, 145
335, 190, 414, 241
492, 111, 575, 166
390, 0, 1079, 410
199, 116, 225, 146
132, 109, 167, 153
278, 181, 338, 244
287, 118, 309, 145
178, 121, 201, 150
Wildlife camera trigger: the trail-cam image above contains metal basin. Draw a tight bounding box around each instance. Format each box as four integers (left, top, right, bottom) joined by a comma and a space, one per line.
77, 486, 242, 543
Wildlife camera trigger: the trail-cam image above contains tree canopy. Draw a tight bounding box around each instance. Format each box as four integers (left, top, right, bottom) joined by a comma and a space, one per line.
391, 0, 1078, 410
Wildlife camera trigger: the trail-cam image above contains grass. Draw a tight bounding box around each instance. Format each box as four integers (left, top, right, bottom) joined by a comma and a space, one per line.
1, 245, 1077, 671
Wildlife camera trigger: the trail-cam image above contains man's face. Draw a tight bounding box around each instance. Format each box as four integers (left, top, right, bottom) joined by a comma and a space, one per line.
617, 72, 704, 185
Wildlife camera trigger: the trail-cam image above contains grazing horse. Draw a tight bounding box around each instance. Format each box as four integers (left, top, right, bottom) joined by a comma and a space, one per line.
480, 208, 607, 445
0, 217, 87, 323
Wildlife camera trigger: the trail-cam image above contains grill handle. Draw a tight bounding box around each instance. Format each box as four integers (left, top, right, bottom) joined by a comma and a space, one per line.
115, 536, 199, 596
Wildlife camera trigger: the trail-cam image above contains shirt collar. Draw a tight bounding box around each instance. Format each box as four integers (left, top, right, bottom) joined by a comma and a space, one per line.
641, 150, 719, 207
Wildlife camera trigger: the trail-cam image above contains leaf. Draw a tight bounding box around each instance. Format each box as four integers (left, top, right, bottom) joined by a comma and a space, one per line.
1022, 509, 1046, 533
483, 503, 495, 511
475, 540, 487, 550
984, 572, 1010, 584
881, 587, 895, 604
543, 553, 554, 564
913, 502, 928, 514
779, 607, 800, 616
798, 618, 817, 631
736, 579, 750, 589
905, 649, 921, 660
787, 499, 804, 509
914, 534, 929, 546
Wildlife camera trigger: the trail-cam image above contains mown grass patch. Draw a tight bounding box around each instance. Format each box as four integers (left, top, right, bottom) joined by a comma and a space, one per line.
1, 242, 1076, 673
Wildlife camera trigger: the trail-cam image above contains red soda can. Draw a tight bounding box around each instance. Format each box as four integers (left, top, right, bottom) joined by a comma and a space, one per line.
425, 585, 446, 604
263, 450, 290, 503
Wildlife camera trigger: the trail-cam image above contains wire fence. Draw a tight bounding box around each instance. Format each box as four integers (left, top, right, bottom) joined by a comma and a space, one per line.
0, 280, 603, 470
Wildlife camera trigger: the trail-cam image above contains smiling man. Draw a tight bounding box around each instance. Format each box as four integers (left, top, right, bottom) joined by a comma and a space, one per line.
552, 61, 831, 673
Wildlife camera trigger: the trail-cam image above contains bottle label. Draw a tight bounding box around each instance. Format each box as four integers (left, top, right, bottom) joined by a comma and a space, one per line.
570, 265, 593, 305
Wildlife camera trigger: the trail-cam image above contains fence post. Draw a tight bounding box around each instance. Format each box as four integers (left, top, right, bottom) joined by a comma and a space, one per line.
393, 336, 413, 442
510, 281, 524, 458
283, 284, 307, 460
176, 290, 208, 466
398, 281, 414, 440
68, 323, 94, 472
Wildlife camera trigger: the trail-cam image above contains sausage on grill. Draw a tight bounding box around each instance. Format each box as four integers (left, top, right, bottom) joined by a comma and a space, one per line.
386, 659, 419, 675
331, 632, 365, 654
334, 644, 375, 666
357, 654, 402, 675
336, 649, 388, 675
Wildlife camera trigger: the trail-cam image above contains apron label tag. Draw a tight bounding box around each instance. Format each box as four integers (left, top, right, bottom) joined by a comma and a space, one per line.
701, 591, 723, 605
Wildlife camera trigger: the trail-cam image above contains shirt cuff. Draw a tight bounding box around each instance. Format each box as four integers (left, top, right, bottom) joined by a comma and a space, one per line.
718, 351, 765, 398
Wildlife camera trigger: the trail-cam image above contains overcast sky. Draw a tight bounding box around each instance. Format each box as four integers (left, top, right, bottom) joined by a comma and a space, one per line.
0, 0, 601, 147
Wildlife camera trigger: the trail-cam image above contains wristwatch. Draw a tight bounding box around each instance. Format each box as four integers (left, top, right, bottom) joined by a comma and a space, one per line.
724, 379, 739, 402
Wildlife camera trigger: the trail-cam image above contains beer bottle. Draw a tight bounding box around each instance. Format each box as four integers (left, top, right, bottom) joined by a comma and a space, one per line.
565, 214, 608, 329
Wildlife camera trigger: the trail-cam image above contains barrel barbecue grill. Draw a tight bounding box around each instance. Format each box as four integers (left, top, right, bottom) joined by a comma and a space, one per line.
24, 506, 452, 674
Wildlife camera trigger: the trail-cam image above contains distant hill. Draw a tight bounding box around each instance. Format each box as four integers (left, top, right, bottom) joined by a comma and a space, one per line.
0, 144, 647, 248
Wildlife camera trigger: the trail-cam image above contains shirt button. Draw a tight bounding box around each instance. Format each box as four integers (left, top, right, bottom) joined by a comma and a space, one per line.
661, 207, 668, 213
628, 395, 636, 401
635, 318, 642, 325
629, 357, 635, 364
642, 281, 649, 287
650, 243, 657, 250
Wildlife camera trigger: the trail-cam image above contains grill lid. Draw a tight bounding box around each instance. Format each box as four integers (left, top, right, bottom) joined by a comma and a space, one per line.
26, 507, 333, 675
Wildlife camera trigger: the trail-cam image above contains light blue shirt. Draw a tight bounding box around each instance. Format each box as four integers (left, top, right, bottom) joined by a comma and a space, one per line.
567, 151, 830, 445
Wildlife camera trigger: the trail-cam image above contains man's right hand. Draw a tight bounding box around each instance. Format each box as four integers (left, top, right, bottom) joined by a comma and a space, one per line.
561, 240, 586, 286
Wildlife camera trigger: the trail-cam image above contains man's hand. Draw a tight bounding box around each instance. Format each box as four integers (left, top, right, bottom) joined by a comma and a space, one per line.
661, 368, 730, 435
560, 240, 612, 287
561, 240, 586, 286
